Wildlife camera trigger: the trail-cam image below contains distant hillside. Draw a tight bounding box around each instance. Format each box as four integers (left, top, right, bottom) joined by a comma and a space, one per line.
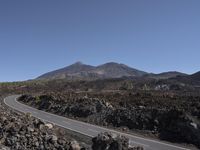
96, 62, 147, 78
190, 71, 200, 81
145, 71, 187, 79
37, 62, 147, 80
163, 71, 200, 87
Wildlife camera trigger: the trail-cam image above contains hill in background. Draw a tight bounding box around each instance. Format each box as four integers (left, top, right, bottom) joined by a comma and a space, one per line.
37, 62, 188, 80
37, 62, 148, 80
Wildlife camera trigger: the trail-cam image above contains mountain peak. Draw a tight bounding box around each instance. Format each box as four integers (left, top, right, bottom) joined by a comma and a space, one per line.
72, 61, 84, 65
103, 62, 122, 65
105, 62, 119, 65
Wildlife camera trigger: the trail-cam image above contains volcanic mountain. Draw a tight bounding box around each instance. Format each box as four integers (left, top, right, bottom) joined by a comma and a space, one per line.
37, 62, 191, 80
37, 62, 148, 80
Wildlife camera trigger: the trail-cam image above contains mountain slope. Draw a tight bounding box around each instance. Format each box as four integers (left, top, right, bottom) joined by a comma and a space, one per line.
95, 62, 147, 78
37, 62, 148, 80
190, 71, 200, 81
38, 62, 95, 80
145, 71, 187, 79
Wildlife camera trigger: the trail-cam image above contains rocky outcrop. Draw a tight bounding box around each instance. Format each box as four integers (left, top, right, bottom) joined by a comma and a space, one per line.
19, 95, 109, 118
0, 115, 83, 150
92, 132, 143, 150
106, 108, 158, 131
0, 99, 87, 150
106, 108, 200, 147
0, 145, 10, 150
158, 109, 200, 147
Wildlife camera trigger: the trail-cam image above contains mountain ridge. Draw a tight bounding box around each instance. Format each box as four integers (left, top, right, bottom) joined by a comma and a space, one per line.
37, 62, 189, 80
37, 62, 147, 80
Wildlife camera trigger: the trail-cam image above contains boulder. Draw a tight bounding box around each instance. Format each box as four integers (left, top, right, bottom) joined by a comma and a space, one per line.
92, 132, 143, 150
45, 123, 53, 129
69, 140, 81, 150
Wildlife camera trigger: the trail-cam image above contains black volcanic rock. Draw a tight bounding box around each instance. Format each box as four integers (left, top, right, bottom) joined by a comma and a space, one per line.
0, 99, 86, 150
92, 132, 144, 150
37, 62, 147, 80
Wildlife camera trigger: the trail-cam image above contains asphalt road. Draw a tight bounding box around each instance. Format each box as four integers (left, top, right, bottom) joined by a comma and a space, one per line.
4, 95, 191, 150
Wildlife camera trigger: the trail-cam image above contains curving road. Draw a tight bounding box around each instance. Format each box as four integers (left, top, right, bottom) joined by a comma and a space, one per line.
4, 95, 191, 150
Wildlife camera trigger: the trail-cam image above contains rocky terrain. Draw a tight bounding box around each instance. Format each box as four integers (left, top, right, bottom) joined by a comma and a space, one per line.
0, 96, 88, 150
1, 68, 200, 149
0, 94, 144, 150
92, 132, 143, 150
18, 92, 200, 149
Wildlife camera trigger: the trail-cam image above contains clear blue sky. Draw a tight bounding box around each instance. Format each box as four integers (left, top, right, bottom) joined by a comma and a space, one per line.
0, 0, 200, 81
